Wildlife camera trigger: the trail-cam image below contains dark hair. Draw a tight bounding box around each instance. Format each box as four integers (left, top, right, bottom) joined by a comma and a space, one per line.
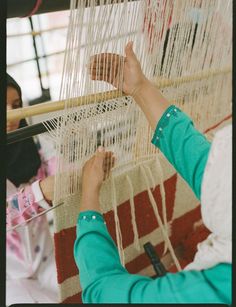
7, 73, 42, 187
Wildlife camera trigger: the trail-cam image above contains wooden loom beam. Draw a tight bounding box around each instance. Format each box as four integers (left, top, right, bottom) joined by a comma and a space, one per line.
7, 67, 231, 144
7, 90, 122, 122
7, 67, 231, 122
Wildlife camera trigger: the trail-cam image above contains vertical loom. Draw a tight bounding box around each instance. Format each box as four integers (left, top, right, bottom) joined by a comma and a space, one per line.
33, 0, 231, 302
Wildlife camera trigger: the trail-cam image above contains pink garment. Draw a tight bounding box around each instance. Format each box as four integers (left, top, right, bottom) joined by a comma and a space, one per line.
6, 149, 58, 305
7, 153, 56, 250
36, 149, 57, 179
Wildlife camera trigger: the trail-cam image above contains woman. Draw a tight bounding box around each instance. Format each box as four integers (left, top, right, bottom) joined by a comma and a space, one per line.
73, 42, 231, 303
6, 74, 58, 305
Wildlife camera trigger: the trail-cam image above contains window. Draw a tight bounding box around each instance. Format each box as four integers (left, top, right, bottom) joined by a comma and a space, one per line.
7, 10, 70, 105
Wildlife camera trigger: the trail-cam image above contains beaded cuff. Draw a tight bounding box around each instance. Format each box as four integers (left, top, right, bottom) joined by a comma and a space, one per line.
78, 210, 105, 223
151, 105, 181, 146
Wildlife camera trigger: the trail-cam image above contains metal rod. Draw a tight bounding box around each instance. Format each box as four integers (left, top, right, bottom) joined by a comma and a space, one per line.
7, 119, 55, 144
7, 25, 67, 38
29, 17, 44, 91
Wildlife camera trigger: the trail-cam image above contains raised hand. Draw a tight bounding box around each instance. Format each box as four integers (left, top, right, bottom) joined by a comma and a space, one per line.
90, 41, 149, 96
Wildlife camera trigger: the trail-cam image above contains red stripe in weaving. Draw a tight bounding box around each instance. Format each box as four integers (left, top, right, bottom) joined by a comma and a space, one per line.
54, 226, 78, 284
55, 174, 177, 284
125, 205, 203, 274
169, 205, 201, 247
104, 173, 177, 247
54, 193, 200, 284
62, 291, 82, 304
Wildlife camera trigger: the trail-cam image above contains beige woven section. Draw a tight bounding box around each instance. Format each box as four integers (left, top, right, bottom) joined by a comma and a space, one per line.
59, 275, 82, 302
53, 151, 197, 233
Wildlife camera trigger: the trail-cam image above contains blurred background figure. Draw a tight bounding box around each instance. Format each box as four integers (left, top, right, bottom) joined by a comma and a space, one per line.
6, 74, 58, 305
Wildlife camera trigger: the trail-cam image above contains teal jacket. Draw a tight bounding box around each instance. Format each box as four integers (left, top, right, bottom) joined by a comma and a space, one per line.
74, 105, 232, 304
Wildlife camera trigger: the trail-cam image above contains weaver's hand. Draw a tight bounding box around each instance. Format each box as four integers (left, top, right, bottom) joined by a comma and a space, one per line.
80, 147, 115, 212
90, 41, 170, 134
39, 175, 55, 204
90, 41, 150, 97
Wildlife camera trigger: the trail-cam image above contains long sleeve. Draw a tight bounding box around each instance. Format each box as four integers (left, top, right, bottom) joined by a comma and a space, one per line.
7, 180, 51, 228
151, 105, 211, 199
6, 154, 55, 278
6, 143, 58, 304
6, 148, 57, 228
6, 179, 55, 283
74, 211, 231, 304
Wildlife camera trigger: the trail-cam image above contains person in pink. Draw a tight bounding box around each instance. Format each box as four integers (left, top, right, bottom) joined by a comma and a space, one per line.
6, 74, 58, 305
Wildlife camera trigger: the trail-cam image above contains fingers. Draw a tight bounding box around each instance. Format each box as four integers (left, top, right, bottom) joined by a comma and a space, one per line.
94, 147, 115, 180
94, 146, 106, 171
89, 53, 124, 87
125, 41, 133, 56
90, 53, 123, 68
82, 147, 115, 192
103, 152, 115, 180
98, 145, 105, 153
125, 41, 138, 63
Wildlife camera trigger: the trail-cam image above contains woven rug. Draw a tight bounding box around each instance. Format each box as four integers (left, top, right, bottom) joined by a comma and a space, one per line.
53, 114, 231, 303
